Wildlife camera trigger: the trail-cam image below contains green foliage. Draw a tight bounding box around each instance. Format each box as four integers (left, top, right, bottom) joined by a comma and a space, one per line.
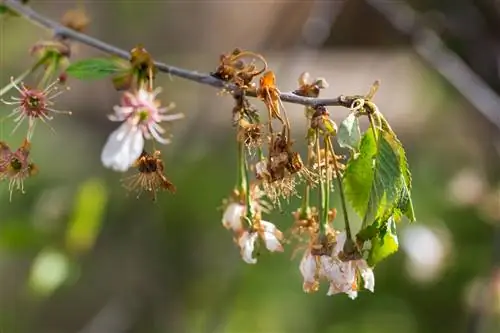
344, 127, 414, 226
338, 112, 361, 151
367, 217, 399, 266
66, 57, 125, 80
344, 119, 415, 266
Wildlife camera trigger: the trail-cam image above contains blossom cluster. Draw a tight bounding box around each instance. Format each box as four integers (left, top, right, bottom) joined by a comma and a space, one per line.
0, 5, 416, 299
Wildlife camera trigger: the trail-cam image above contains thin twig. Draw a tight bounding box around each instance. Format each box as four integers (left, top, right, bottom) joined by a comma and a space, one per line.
2, 0, 356, 108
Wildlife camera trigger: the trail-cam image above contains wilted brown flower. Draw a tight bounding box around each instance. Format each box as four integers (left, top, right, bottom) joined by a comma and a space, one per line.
0, 139, 38, 201
293, 72, 329, 98
211, 48, 267, 88
122, 150, 176, 201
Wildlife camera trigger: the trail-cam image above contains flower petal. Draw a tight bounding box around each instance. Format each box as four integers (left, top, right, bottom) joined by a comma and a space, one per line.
357, 260, 375, 292
333, 231, 348, 256
222, 203, 245, 232
259, 221, 283, 252
238, 231, 258, 264
101, 122, 144, 172
299, 251, 319, 293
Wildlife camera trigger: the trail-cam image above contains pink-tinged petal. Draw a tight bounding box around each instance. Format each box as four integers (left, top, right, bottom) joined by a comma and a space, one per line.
222, 203, 245, 232
238, 231, 258, 264
158, 113, 185, 122
101, 122, 144, 172
110, 106, 134, 121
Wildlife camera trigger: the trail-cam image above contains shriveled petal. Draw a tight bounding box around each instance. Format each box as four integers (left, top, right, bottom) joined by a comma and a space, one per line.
261, 231, 283, 252
101, 122, 144, 172
255, 160, 270, 180
356, 260, 375, 292
326, 283, 358, 300
299, 251, 319, 293
222, 203, 245, 232
259, 221, 283, 252
238, 231, 258, 264
322, 258, 358, 298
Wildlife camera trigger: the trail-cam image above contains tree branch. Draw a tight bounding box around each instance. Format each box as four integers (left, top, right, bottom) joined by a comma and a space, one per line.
2, 0, 356, 108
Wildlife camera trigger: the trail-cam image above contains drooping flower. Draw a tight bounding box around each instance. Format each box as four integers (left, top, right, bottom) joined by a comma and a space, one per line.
238, 220, 284, 264
1, 77, 71, 140
221, 184, 270, 234
100, 88, 183, 172
121, 149, 176, 201
323, 231, 375, 299
0, 139, 38, 201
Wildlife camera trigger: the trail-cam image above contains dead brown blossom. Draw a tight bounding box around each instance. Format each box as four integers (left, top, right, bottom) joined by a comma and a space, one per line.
122, 150, 176, 201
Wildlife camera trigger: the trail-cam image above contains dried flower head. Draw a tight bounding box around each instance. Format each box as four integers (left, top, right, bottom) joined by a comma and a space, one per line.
0, 139, 38, 201
1, 77, 71, 139
122, 150, 176, 201
294, 72, 329, 98
311, 105, 337, 136
211, 48, 267, 87
236, 119, 263, 155
256, 132, 317, 205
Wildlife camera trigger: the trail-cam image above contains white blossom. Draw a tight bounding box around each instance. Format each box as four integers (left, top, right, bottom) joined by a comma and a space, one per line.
101, 88, 183, 172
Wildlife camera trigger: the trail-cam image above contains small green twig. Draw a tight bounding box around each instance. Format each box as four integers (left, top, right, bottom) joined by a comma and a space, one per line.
327, 137, 352, 241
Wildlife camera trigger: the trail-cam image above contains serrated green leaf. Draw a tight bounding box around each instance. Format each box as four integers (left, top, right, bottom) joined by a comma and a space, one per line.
343, 129, 403, 226
365, 131, 403, 224
367, 217, 399, 266
66, 58, 124, 80
386, 131, 416, 222
338, 113, 361, 151
343, 130, 377, 217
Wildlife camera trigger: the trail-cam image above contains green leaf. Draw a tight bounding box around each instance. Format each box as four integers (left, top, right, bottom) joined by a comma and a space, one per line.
387, 131, 416, 222
365, 130, 403, 224
343, 129, 403, 226
367, 217, 399, 266
343, 130, 377, 217
338, 113, 361, 151
66, 58, 124, 80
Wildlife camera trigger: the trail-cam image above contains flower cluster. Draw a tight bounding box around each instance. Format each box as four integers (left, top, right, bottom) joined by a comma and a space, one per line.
1, 1, 416, 299
214, 50, 382, 298
0, 8, 79, 198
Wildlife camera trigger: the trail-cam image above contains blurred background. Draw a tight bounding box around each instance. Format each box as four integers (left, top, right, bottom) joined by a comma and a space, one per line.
1, 0, 500, 332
